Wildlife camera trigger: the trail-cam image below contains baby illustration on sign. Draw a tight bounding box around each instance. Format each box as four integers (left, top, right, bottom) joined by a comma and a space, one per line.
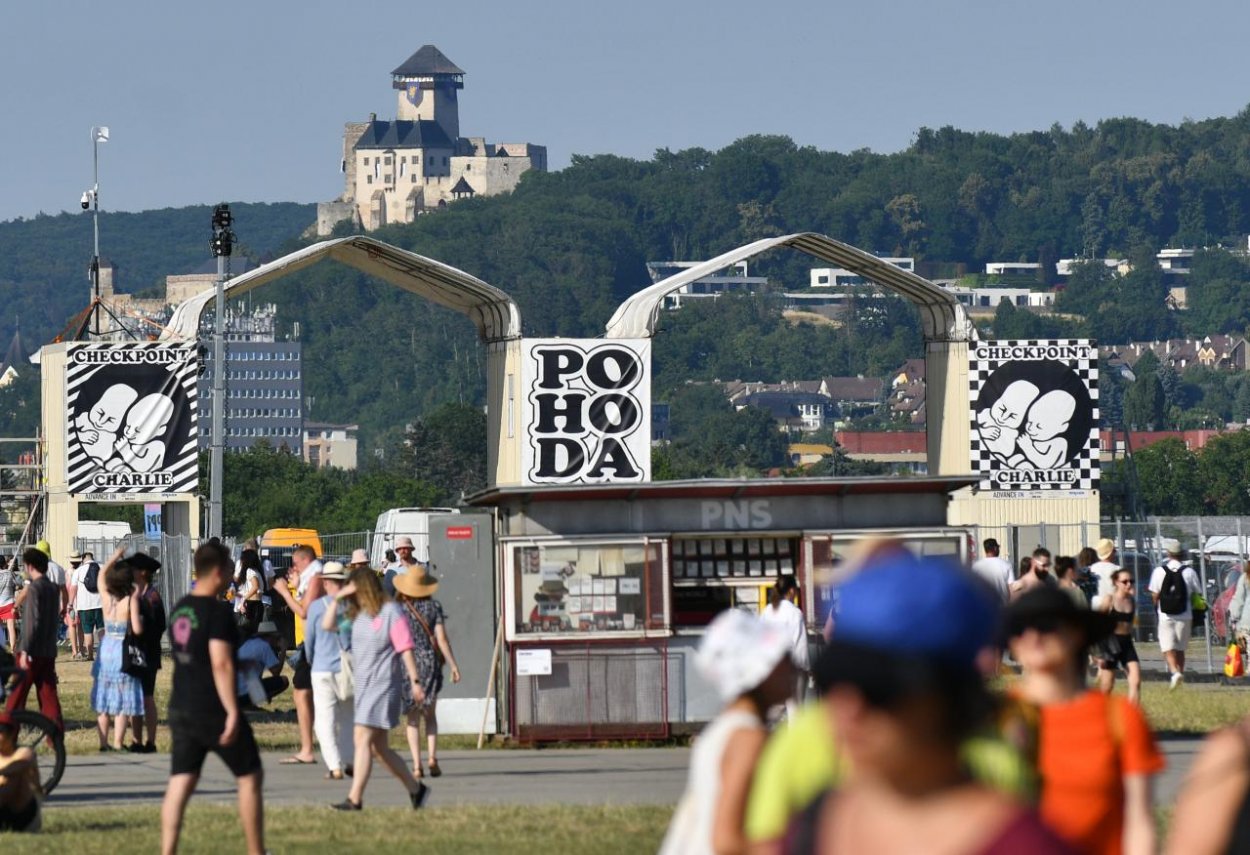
74, 384, 139, 465
1009, 390, 1076, 470
106, 393, 175, 474
976, 380, 1039, 462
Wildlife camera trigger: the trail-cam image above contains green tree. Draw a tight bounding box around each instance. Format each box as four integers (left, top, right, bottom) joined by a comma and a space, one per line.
1130, 439, 1201, 515
1121, 352, 1167, 429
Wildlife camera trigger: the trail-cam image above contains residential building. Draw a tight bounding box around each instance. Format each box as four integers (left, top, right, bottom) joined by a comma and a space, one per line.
200, 305, 303, 451
646, 261, 768, 309
1055, 258, 1126, 278
1101, 335, 1249, 373
317, 45, 547, 234
787, 443, 833, 467
819, 376, 884, 418
985, 262, 1042, 277
940, 285, 1053, 309
835, 430, 928, 474
736, 390, 832, 433
0, 323, 27, 388
303, 423, 359, 470
810, 256, 914, 288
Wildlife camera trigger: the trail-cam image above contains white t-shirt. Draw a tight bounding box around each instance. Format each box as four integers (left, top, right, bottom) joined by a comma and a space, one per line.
1088, 560, 1120, 609
971, 556, 1012, 602
1148, 560, 1202, 620
72, 563, 103, 611
759, 599, 810, 671
296, 559, 323, 599
45, 560, 66, 589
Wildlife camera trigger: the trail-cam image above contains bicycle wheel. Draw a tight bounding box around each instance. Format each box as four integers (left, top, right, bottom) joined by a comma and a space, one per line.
10, 709, 66, 795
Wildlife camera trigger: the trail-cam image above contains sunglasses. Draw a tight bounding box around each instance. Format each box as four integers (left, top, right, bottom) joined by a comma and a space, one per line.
1117, 579, 1135, 586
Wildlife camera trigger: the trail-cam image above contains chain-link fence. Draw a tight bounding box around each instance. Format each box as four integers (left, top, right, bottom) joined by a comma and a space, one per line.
317, 531, 373, 563
73, 534, 237, 610
972, 517, 1250, 675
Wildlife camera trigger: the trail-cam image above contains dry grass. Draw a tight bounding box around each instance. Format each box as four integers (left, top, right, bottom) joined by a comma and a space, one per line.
0, 803, 672, 854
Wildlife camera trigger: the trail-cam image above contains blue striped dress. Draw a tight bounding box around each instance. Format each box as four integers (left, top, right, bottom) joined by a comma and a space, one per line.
349, 602, 414, 729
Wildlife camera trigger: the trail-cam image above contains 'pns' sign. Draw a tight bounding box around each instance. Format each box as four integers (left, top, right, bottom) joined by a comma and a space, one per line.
521, 339, 652, 485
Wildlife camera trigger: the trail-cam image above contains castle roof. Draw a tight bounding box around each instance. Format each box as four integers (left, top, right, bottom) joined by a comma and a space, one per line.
392, 45, 464, 77
354, 120, 454, 150
450, 176, 476, 195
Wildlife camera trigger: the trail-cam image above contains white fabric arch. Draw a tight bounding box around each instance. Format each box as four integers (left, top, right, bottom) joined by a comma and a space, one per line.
161, 235, 520, 343
605, 232, 975, 342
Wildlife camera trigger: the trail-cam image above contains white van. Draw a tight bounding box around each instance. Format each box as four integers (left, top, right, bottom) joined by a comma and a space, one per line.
370, 507, 458, 566
78, 520, 134, 541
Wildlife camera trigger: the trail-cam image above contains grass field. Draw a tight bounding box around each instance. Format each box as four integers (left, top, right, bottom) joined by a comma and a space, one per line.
0, 803, 672, 854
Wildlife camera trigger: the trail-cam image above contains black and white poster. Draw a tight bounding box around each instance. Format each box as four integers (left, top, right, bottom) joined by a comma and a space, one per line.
65, 343, 199, 496
969, 340, 1098, 492
521, 339, 651, 485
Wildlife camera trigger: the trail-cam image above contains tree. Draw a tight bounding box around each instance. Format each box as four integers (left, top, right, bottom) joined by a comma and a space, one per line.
1130, 439, 1201, 515
1122, 352, 1167, 429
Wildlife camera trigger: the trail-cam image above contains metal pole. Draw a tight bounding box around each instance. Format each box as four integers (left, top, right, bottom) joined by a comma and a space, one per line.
92, 136, 101, 336
1198, 516, 1213, 675
208, 250, 226, 538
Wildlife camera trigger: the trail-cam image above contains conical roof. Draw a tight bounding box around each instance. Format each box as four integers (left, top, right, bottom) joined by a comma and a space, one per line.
1, 323, 26, 374
392, 45, 464, 77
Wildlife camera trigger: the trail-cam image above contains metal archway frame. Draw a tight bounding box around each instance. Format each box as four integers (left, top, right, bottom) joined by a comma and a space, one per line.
604, 232, 975, 342
162, 235, 521, 343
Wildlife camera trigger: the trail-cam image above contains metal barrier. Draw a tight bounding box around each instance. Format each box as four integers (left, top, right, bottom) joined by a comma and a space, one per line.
316, 531, 373, 562
73, 534, 235, 609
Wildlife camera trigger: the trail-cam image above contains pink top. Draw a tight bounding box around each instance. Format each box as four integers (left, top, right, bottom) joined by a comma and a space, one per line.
384, 613, 414, 652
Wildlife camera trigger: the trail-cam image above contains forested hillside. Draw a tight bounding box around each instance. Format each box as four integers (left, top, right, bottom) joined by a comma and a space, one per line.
10, 111, 1250, 463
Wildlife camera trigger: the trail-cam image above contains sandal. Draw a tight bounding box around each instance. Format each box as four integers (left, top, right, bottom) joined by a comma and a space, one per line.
428, 760, 442, 778
412, 765, 424, 779
325, 769, 344, 780
279, 755, 317, 765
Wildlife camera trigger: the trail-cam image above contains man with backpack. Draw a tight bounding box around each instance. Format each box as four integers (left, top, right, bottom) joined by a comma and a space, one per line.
70, 551, 103, 662
1149, 539, 1203, 690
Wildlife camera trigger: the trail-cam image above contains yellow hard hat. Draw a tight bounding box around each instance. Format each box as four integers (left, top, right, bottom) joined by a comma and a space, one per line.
34, 540, 51, 557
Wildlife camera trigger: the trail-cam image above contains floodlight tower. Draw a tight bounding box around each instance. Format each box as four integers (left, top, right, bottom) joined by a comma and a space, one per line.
207, 203, 234, 538
84, 126, 109, 335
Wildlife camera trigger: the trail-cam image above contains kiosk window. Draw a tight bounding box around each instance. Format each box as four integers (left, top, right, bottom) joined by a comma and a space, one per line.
513, 542, 661, 636
671, 536, 796, 579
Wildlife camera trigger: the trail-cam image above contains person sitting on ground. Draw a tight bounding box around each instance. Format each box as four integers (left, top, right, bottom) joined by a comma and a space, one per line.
236, 621, 288, 708
777, 553, 1072, 855
0, 711, 41, 833
659, 608, 795, 855
1003, 587, 1163, 855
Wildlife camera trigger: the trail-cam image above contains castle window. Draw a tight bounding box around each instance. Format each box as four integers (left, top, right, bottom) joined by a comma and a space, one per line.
366, 175, 373, 184
363, 157, 370, 165
466, 163, 471, 172
384, 157, 392, 166
411, 175, 417, 183
442, 157, 448, 166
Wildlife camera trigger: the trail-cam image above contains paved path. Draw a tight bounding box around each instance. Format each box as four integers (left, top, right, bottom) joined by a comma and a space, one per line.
46, 739, 1200, 811
47, 748, 691, 809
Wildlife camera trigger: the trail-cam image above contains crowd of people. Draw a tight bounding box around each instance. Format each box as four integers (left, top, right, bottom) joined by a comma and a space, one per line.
664, 538, 1250, 855
0, 535, 461, 851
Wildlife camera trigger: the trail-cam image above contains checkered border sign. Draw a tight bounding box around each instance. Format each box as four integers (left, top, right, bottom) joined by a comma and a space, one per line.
969, 339, 1099, 492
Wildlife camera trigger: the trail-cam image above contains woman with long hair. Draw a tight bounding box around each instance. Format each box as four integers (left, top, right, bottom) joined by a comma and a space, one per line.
323, 567, 428, 811
759, 574, 809, 717
393, 568, 460, 779
233, 549, 265, 634
90, 547, 144, 752
1095, 568, 1142, 704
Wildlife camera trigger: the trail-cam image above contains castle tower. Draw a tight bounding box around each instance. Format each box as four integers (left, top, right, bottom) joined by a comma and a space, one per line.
392, 45, 464, 139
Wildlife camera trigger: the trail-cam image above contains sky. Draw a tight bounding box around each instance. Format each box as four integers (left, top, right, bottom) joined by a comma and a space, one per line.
3, 0, 1250, 223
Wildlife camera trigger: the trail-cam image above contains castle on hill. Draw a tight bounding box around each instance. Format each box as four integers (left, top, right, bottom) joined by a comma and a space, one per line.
316, 45, 546, 235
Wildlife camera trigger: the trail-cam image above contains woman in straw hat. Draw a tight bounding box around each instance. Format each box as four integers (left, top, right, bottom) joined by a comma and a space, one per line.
393, 567, 460, 779
322, 567, 428, 811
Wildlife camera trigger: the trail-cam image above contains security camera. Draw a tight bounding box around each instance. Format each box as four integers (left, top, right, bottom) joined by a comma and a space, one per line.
80, 191, 91, 210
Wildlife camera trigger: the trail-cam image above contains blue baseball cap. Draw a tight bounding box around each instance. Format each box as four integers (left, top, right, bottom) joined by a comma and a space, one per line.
828, 551, 999, 669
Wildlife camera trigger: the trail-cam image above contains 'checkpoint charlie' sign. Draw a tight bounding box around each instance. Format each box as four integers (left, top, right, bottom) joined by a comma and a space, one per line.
521, 339, 651, 485
969, 340, 1099, 492
66, 342, 199, 496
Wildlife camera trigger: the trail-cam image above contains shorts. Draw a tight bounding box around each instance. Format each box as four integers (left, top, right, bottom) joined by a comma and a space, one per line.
79, 608, 104, 635
1157, 615, 1193, 652
293, 648, 312, 692
0, 603, 13, 622
169, 711, 262, 778
0, 796, 40, 832
1098, 634, 1139, 671
139, 666, 158, 698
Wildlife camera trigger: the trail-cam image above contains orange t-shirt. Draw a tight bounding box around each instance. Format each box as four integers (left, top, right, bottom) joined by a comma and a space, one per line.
1035, 691, 1164, 855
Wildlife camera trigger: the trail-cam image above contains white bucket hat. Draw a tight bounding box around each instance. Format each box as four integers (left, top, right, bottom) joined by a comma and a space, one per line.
695, 609, 790, 703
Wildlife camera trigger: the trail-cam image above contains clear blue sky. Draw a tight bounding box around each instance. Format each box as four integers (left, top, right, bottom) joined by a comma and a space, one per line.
3, 0, 1248, 222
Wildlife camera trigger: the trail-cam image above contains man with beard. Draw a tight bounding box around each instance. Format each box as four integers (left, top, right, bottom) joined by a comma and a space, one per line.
1010, 547, 1056, 601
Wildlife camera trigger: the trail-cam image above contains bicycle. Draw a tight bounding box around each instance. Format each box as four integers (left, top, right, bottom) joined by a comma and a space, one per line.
0, 665, 67, 796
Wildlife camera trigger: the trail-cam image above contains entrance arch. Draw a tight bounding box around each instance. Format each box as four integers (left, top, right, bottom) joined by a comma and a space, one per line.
606, 232, 976, 476
161, 235, 525, 485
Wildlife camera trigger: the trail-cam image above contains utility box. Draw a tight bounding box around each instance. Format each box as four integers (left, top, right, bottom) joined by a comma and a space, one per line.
427, 512, 498, 735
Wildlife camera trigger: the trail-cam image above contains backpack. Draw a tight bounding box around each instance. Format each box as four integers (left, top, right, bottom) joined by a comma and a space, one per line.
83, 561, 101, 595
1158, 564, 1189, 616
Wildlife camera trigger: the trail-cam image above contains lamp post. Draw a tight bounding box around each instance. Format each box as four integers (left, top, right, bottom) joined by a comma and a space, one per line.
85, 126, 108, 336
207, 204, 234, 538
